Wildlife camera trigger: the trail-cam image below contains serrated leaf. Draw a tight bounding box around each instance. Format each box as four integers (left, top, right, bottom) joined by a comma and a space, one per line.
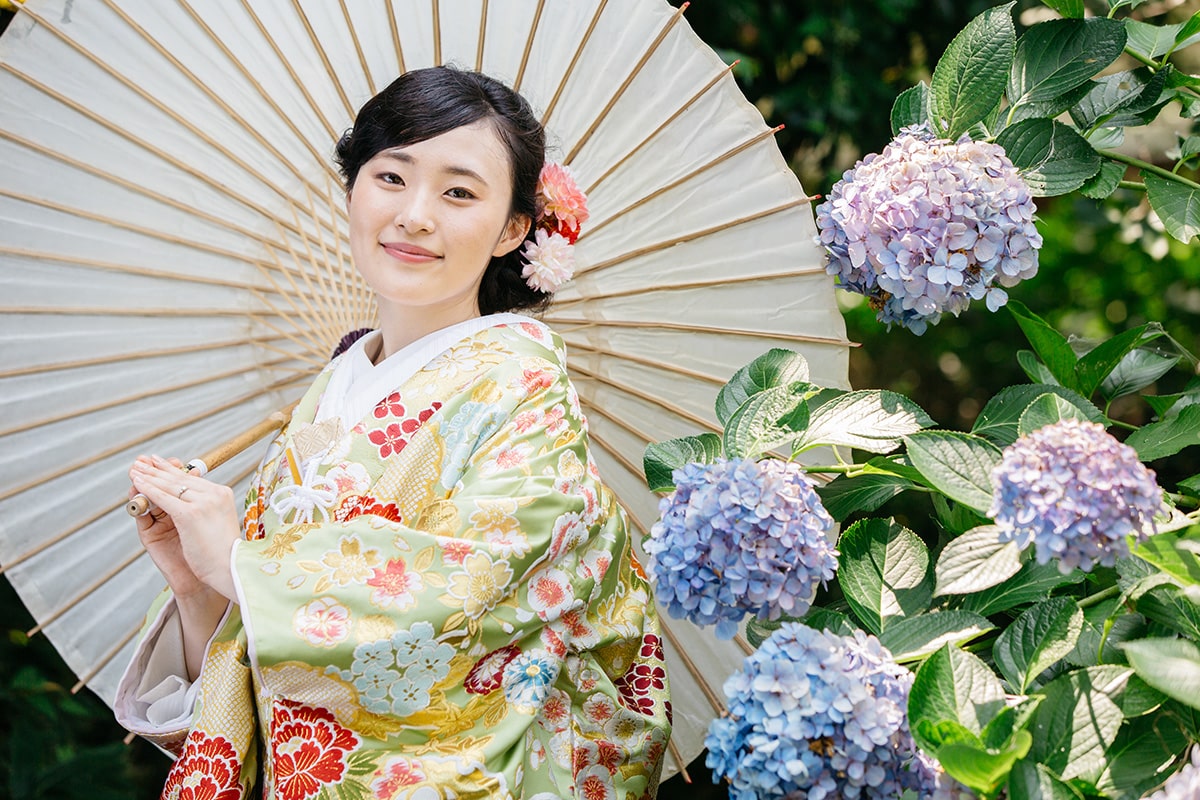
997, 118, 1101, 196
1102, 348, 1181, 400
1095, 711, 1190, 799
931, 492, 989, 536
1125, 18, 1186, 60
793, 389, 934, 455
1017, 349, 1061, 384
1007, 761, 1082, 800
878, 610, 995, 663
972, 383, 1102, 447
816, 473, 914, 520
1070, 69, 1168, 130
891, 82, 931, 135
1133, 527, 1200, 586
931, 3, 1016, 138
994, 597, 1084, 692
1122, 638, 1200, 711
836, 518, 932, 635
909, 645, 1007, 750
1007, 82, 1092, 125
1144, 172, 1200, 243
715, 348, 810, 426
1008, 301, 1079, 388
937, 732, 1032, 797
1074, 322, 1166, 398
1016, 392, 1094, 436
723, 383, 810, 459
642, 434, 723, 492
959, 560, 1086, 616
936, 525, 1023, 595
1079, 159, 1125, 199
904, 430, 1002, 514
1031, 665, 1131, 781
1125, 403, 1200, 461
1044, 0, 1085, 17
1138, 585, 1200, 639
1009, 18, 1126, 106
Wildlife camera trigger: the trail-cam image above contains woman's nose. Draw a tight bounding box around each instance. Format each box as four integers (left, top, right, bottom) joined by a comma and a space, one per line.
394, 191, 435, 233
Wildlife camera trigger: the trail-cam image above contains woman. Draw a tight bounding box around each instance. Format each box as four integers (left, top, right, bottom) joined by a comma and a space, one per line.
118, 66, 671, 800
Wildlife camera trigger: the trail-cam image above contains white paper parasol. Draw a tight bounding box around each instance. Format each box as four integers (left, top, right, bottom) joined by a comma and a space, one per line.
0, 0, 851, 778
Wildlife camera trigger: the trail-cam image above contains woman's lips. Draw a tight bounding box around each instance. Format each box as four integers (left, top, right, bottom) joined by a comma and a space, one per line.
381, 242, 440, 262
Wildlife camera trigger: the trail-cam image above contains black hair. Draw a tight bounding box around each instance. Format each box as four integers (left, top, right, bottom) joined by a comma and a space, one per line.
335, 66, 548, 315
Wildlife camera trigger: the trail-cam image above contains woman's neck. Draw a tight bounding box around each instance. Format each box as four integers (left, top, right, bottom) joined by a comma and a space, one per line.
373, 302, 481, 363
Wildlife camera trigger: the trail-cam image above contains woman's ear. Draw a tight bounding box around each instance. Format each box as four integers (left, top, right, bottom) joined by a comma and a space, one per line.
493, 214, 532, 258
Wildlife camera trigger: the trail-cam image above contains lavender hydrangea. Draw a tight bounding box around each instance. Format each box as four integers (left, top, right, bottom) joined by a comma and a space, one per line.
988, 418, 1163, 574
815, 125, 1041, 334
644, 458, 837, 639
1143, 747, 1200, 800
705, 623, 933, 800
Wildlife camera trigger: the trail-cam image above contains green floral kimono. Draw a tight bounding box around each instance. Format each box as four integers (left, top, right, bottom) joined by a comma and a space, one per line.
116, 318, 671, 800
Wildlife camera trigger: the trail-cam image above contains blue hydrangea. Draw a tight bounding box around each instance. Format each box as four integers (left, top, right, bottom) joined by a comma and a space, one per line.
988, 418, 1162, 574
815, 125, 1041, 334
705, 623, 933, 800
644, 458, 837, 639
1144, 747, 1200, 799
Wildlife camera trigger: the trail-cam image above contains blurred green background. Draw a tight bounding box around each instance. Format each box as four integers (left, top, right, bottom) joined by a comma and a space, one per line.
2, 0, 1196, 796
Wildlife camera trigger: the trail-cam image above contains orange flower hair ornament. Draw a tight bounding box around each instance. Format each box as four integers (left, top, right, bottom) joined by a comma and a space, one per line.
520, 161, 589, 293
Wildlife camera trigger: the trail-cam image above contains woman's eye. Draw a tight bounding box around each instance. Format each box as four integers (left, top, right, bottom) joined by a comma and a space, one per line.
446, 187, 475, 200
378, 172, 403, 185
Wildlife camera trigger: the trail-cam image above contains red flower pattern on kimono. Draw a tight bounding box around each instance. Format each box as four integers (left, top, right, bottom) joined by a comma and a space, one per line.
366, 402, 442, 458
269, 700, 359, 800
464, 644, 522, 694
161, 730, 242, 800
335, 495, 403, 524
614, 634, 668, 717
374, 392, 406, 419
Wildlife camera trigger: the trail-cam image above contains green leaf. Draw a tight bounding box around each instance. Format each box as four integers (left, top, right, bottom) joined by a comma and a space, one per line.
935, 525, 1023, 596
1096, 711, 1191, 799
1006, 82, 1092, 126
1124, 403, 1200, 461
904, 430, 1003, 514
1125, 18, 1186, 60
798, 608, 859, 637
878, 610, 995, 663
937, 732, 1032, 797
996, 118, 1101, 196
1016, 349, 1061, 385
959, 559, 1086, 616
642, 434, 723, 492
723, 383, 810, 459
891, 82, 931, 135
1101, 348, 1181, 400
993, 597, 1085, 692
1009, 18, 1126, 106
1133, 527, 1200, 586
931, 492, 990, 536
1144, 172, 1200, 243
836, 518, 933, 635
1031, 665, 1131, 781
1008, 301, 1079, 388
1070, 69, 1169, 130
1043, 0, 1085, 19
1074, 322, 1166, 398
1138, 585, 1200, 639
792, 389, 934, 455
1122, 638, 1200, 711
816, 472, 914, 520
909, 645, 1007, 750
1078, 159, 1125, 199
1066, 602, 1147, 668
715, 348, 810, 426
972, 383, 1102, 447
1016, 392, 1095, 437
1007, 761, 1082, 800
931, 2, 1016, 138
981, 697, 1043, 750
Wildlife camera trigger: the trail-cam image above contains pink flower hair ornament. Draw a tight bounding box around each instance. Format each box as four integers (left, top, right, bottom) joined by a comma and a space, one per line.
520, 161, 589, 294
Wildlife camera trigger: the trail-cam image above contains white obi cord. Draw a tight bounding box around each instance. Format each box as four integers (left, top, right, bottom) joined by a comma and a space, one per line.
269, 454, 337, 524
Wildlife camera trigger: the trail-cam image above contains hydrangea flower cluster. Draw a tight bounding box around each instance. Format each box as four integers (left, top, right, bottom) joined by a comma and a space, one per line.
706, 623, 933, 799
520, 161, 588, 293
988, 418, 1163, 574
815, 125, 1041, 334
645, 458, 837, 640
1143, 747, 1200, 800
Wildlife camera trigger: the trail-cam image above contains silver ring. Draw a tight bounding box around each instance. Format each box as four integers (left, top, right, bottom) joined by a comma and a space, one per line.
177, 486, 189, 499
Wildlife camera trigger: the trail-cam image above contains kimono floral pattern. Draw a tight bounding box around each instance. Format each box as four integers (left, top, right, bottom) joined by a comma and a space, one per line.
125, 321, 670, 800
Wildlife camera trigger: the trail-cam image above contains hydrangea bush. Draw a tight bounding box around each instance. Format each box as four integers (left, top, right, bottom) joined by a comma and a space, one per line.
643, 4, 1200, 797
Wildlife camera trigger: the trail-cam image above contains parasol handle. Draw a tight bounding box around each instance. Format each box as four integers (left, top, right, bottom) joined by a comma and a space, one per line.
126, 403, 298, 517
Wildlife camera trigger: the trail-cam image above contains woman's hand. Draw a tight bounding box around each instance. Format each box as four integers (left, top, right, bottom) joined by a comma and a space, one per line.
129, 455, 241, 602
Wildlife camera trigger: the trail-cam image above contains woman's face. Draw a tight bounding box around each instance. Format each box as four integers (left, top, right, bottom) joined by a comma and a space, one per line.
347, 120, 529, 324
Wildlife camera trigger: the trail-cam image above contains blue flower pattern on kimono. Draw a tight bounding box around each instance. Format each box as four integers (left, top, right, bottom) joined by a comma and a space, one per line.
439, 400, 508, 490
334, 621, 455, 717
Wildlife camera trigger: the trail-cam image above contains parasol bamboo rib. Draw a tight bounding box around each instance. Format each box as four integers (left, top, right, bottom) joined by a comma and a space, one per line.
97, 0, 349, 224
658, 617, 726, 714
582, 431, 653, 536
539, 0, 609, 126
0, 335, 289, 381
295, 185, 352, 339
337, 0, 376, 96
544, 316, 855, 349
256, 338, 332, 371
582, 427, 646, 499
287, 202, 353, 340
475, 0, 488, 72
1, 499, 125, 575
385, 0, 406, 75
554, 267, 829, 308
247, 313, 335, 367
0, 375, 308, 507
561, 338, 725, 385
573, 197, 816, 278
666, 740, 688, 784
583, 61, 734, 196
582, 126, 783, 242
0, 305, 286, 319
512, 0, 545, 94
567, 361, 719, 433
270, 219, 348, 348
563, 2, 687, 165
265, 237, 346, 351
27, 547, 148, 637
321, 174, 372, 335
236, 0, 339, 140
248, 285, 330, 357
17, 4, 343, 238
247, 266, 344, 357
288, 0, 356, 121
432, 0, 442, 66
577, 396, 661, 464
71, 624, 140, 694
175, 0, 348, 192
304, 181, 360, 338
0, 357, 293, 440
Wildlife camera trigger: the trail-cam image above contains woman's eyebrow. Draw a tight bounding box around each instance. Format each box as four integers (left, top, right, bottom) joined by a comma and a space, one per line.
378, 150, 489, 185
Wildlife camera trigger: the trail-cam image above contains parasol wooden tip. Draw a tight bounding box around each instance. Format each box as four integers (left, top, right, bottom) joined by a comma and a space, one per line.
126, 494, 150, 517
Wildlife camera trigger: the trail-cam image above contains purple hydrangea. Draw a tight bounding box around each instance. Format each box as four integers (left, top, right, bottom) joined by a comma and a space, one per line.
645, 458, 837, 639
1144, 747, 1200, 799
705, 623, 934, 800
815, 125, 1041, 334
988, 418, 1162, 575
